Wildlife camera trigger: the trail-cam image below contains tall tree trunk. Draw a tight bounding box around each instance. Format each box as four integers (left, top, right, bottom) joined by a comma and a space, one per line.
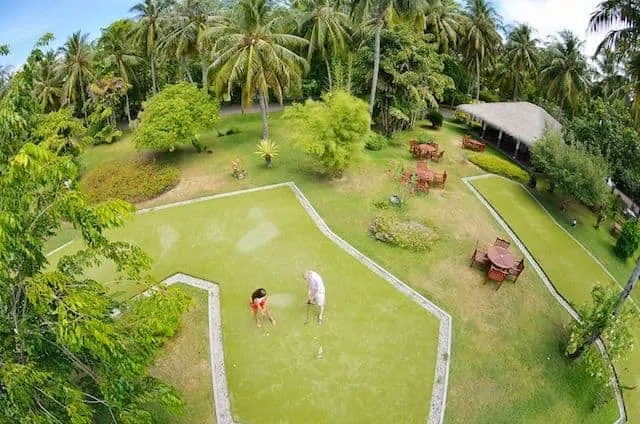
325, 57, 333, 91
200, 46, 208, 93
369, 22, 382, 118
125, 92, 132, 125
78, 73, 88, 124
570, 257, 640, 359
346, 53, 353, 93
614, 257, 640, 315
513, 73, 519, 101
475, 55, 480, 101
150, 52, 158, 94
258, 90, 269, 140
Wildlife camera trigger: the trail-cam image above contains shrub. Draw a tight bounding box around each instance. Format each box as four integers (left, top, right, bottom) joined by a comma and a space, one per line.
614, 220, 640, 259
365, 132, 388, 151
467, 152, 529, 183
80, 159, 179, 203
427, 110, 444, 129
368, 211, 437, 251
454, 109, 469, 124
254, 139, 279, 167
479, 89, 500, 103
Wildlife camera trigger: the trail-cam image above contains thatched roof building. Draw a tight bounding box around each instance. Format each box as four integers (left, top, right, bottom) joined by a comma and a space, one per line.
457, 102, 562, 158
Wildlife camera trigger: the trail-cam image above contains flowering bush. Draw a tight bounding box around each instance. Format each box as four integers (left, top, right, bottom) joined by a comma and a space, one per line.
369, 212, 437, 251
231, 158, 246, 179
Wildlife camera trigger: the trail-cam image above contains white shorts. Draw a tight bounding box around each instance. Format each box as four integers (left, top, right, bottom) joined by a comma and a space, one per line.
311, 292, 326, 307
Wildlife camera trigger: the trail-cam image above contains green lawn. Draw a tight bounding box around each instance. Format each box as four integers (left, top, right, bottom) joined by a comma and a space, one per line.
472, 175, 640, 422
50, 187, 439, 423
44, 113, 622, 422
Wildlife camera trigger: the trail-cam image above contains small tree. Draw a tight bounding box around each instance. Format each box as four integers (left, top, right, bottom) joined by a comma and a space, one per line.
33, 108, 88, 156
284, 90, 370, 177
133, 82, 220, 153
614, 220, 640, 259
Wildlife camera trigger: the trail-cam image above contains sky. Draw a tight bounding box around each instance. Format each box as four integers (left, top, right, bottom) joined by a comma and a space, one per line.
0, 0, 610, 69
0, 0, 136, 68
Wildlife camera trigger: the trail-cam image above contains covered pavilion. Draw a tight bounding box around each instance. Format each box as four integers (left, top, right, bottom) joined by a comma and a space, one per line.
457, 102, 562, 161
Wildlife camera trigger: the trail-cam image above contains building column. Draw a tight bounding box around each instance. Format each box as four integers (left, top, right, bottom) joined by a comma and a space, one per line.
497, 130, 503, 148
513, 140, 521, 159
481, 121, 487, 138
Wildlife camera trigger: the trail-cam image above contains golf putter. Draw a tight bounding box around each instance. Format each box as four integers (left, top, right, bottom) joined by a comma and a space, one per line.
304, 301, 311, 325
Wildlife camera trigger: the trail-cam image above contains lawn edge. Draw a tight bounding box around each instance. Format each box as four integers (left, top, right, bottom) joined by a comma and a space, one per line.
47, 181, 453, 424
463, 174, 626, 424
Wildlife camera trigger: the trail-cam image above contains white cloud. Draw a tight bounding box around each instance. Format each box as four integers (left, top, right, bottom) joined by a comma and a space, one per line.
497, 0, 605, 57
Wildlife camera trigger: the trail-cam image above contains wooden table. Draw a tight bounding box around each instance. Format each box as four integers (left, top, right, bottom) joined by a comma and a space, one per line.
417, 169, 435, 182
486, 245, 515, 269
417, 144, 436, 159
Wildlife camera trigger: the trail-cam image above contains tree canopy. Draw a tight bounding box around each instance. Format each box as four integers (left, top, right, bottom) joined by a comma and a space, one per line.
133, 82, 219, 152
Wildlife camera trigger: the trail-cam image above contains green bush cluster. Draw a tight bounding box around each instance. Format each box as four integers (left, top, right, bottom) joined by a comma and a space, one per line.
427, 110, 444, 129
365, 132, 388, 151
80, 159, 180, 203
614, 220, 640, 259
454, 109, 469, 124
368, 212, 437, 251
467, 152, 529, 183
479, 89, 500, 103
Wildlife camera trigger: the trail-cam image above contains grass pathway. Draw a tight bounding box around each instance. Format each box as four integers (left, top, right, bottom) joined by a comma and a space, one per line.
471, 175, 640, 423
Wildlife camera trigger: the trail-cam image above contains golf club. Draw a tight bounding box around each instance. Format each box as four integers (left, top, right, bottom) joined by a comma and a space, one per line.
304, 301, 311, 325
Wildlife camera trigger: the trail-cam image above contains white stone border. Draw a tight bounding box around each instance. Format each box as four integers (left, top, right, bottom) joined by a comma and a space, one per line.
48, 182, 453, 424
463, 174, 627, 424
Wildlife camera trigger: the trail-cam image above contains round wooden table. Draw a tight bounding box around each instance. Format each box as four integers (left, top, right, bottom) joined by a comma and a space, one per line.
486, 245, 515, 269
417, 144, 436, 158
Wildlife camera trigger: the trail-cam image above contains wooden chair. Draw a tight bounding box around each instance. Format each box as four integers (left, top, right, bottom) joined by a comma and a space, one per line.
507, 259, 525, 283
470, 240, 489, 268
433, 171, 447, 188
433, 150, 445, 162
409, 139, 418, 157
486, 265, 508, 290
494, 237, 510, 248
415, 178, 429, 193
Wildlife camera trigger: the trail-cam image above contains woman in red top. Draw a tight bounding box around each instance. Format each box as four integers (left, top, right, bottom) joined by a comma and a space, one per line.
249, 288, 276, 328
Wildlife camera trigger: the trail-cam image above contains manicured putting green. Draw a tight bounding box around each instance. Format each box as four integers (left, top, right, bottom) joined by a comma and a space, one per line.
58, 186, 440, 423
472, 176, 640, 423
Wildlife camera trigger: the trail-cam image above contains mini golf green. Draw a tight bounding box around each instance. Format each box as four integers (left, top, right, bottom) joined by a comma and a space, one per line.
50, 185, 441, 423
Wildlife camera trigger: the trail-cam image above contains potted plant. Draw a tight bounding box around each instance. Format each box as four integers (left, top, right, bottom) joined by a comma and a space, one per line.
254, 139, 279, 167
231, 158, 246, 179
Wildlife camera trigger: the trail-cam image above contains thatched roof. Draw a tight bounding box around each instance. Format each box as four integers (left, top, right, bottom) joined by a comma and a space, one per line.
457, 102, 561, 146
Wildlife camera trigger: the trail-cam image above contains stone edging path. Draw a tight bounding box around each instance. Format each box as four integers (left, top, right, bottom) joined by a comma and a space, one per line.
49, 182, 453, 424
463, 174, 627, 424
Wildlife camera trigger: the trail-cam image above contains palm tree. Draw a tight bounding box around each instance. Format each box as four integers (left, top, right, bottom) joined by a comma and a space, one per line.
593, 48, 628, 101
350, 0, 427, 117
97, 20, 142, 124
130, 0, 168, 94
162, 0, 223, 93
58, 31, 94, 123
211, 0, 309, 140
539, 31, 589, 111
461, 0, 502, 100
33, 51, 62, 112
424, 0, 461, 54
503, 24, 539, 100
294, 0, 350, 90
588, 0, 640, 57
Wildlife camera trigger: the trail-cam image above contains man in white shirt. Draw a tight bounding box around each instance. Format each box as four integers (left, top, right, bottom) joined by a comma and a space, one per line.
304, 270, 326, 324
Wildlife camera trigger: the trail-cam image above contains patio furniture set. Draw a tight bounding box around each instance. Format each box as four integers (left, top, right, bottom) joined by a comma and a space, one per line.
470, 237, 525, 290
406, 139, 447, 193
462, 135, 486, 152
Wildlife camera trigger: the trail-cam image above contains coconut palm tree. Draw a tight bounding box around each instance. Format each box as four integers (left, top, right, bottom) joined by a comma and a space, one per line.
210, 0, 308, 140
592, 48, 628, 101
162, 0, 223, 93
57, 31, 94, 123
460, 0, 502, 100
588, 0, 640, 57
503, 23, 539, 101
33, 51, 62, 112
293, 0, 350, 90
97, 20, 142, 124
130, 0, 169, 94
424, 0, 461, 54
350, 0, 427, 117
539, 30, 589, 111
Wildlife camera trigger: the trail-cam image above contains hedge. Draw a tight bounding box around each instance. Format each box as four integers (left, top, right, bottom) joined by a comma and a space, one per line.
467, 152, 529, 183
80, 159, 180, 204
